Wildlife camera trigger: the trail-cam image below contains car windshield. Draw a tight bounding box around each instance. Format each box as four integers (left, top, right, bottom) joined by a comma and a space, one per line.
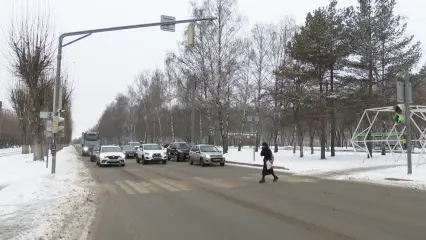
129, 142, 139, 147
176, 143, 190, 149
144, 145, 162, 150
121, 145, 134, 150
200, 145, 219, 152
92, 146, 100, 151
101, 146, 122, 152
85, 140, 99, 146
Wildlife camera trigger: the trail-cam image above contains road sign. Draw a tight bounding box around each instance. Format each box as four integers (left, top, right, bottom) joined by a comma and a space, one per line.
160, 15, 176, 32
40, 111, 53, 119
46, 120, 52, 131
396, 81, 412, 103
187, 23, 195, 45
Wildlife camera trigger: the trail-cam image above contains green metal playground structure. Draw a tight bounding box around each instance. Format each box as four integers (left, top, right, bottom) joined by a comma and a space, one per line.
350, 105, 426, 163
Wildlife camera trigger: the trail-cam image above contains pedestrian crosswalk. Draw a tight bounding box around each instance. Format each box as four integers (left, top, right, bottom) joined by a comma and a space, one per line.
242, 173, 318, 183
102, 177, 238, 196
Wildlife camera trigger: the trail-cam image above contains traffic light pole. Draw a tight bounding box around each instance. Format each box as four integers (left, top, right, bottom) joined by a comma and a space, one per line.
51, 17, 217, 174
404, 72, 412, 174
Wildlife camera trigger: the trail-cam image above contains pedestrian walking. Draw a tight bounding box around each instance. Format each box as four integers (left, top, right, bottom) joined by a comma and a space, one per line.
259, 142, 279, 183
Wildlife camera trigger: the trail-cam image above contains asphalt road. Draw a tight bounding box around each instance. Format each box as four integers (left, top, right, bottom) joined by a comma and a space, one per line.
83, 157, 426, 240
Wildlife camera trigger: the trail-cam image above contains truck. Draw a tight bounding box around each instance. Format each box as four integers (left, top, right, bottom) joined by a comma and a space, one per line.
81, 131, 101, 156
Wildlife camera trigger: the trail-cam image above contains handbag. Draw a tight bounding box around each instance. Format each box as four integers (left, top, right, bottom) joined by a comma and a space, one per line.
266, 160, 273, 170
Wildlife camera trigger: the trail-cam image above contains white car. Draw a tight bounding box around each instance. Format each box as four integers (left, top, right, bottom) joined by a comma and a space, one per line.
136, 143, 167, 165
96, 145, 126, 167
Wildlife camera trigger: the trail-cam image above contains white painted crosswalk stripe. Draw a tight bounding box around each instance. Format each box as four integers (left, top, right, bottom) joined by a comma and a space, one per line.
160, 179, 192, 191
243, 174, 317, 183
140, 181, 163, 193
192, 177, 236, 189
125, 180, 150, 194
115, 181, 135, 194
149, 179, 180, 192
104, 176, 242, 196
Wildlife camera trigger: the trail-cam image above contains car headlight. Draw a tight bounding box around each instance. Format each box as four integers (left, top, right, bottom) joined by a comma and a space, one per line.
205, 155, 210, 159
83, 147, 88, 151
145, 152, 150, 155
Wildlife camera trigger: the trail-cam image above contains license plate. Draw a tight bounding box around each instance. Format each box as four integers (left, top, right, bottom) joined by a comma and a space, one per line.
212, 158, 222, 162
154, 157, 161, 160
128, 154, 134, 156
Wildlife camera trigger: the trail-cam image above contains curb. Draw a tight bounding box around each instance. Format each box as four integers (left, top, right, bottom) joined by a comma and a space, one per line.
226, 161, 290, 170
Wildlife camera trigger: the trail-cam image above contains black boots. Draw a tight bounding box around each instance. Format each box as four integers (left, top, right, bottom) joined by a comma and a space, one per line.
259, 176, 279, 183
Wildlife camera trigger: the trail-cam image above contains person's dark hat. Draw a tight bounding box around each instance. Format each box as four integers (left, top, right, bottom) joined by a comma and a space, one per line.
261, 142, 268, 147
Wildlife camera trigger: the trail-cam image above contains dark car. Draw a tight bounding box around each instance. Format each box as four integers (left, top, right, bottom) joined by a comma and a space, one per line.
166, 142, 191, 162
121, 145, 137, 158
90, 145, 101, 162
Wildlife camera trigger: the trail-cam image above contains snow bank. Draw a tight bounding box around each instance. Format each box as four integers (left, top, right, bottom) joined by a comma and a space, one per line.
0, 146, 96, 240
224, 148, 426, 189
334, 164, 426, 190
0, 147, 22, 155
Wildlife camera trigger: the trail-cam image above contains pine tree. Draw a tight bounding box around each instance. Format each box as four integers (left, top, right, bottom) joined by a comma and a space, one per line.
347, 0, 421, 157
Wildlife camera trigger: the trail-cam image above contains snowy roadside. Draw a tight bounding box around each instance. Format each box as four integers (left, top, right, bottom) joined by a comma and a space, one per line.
332, 164, 426, 190
223, 148, 426, 190
0, 146, 97, 240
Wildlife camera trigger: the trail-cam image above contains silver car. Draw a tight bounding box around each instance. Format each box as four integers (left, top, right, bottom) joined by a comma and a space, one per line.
188, 144, 225, 167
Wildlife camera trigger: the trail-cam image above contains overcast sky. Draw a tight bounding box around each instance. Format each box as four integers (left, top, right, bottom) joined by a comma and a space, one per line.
0, 0, 424, 139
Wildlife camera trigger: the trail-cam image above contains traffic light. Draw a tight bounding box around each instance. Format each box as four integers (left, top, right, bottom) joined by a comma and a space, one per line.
393, 104, 405, 124
52, 116, 65, 137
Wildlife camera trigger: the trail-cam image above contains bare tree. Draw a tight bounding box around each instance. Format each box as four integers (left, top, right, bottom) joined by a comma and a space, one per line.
268, 18, 296, 152
7, 11, 55, 160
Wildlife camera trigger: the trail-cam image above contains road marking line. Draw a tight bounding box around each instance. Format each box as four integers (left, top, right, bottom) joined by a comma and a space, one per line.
150, 179, 180, 192
104, 184, 118, 195
192, 177, 235, 189
158, 178, 192, 191
139, 181, 163, 192
125, 180, 150, 194
114, 181, 135, 194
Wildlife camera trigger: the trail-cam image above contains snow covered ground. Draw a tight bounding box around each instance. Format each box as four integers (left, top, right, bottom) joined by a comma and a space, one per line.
223, 146, 426, 190
0, 146, 97, 240
0, 147, 22, 156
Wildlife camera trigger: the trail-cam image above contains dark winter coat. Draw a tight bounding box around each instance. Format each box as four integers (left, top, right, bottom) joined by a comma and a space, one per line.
260, 146, 274, 175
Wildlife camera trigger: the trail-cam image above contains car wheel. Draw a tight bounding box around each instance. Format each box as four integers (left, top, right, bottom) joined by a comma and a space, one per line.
121, 163, 125, 167
162, 160, 167, 164
220, 162, 225, 166
175, 153, 180, 162
200, 158, 205, 167
167, 154, 170, 161
136, 155, 140, 163
189, 157, 193, 165
142, 156, 146, 165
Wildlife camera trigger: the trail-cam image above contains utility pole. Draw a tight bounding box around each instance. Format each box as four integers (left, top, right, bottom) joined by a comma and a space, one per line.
0, 101, 2, 148
404, 71, 412, 174
51, 16, 216, 174
191, 75, 196, 144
